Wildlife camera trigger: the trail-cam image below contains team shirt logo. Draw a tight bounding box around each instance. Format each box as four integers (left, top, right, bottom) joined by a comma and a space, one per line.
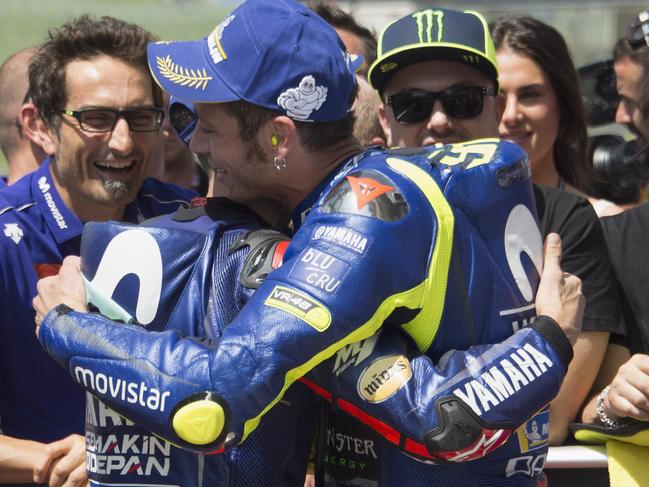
3, 223, 23, 244
38, 176, 68, 229
452, 344, 553, 417
277, 75, 328, 120
332, 334, 379, 376
503, 204, 543, 302
86, 229, 163, 325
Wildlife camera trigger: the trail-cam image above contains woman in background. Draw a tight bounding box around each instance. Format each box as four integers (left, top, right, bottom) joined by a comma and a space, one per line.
491, 16, 619, 446
492, 15, 624, 216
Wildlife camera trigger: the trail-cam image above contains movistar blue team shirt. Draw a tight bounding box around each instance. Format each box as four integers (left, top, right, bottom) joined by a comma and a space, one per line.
0, 158, 195, 442
0, 176, 6, 189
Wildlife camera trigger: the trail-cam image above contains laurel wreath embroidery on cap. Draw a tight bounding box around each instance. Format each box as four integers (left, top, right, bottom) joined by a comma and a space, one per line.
156, 55, 212, 90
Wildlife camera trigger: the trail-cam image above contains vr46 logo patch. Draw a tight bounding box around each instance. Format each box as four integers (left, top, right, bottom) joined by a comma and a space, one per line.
265, 285, 331, 331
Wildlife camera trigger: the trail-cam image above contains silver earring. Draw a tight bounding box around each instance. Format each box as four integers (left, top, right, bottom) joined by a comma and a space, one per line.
273, 156, 287, 172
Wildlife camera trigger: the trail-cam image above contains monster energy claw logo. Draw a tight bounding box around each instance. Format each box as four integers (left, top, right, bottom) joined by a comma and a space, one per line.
411, 9, 444, 43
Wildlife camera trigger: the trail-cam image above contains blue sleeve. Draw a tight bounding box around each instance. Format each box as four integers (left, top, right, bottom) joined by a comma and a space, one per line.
303, 317, 572, 462
38, 142, 567, 456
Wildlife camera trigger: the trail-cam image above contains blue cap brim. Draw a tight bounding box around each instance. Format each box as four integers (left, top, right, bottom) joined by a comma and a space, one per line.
350, 54, 365, 73
148, 40, 240, 104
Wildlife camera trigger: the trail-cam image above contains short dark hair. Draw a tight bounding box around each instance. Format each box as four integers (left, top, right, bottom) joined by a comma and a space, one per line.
224, 101, 356, 153
492, 16, 593, 193
613, 38, 649, 121
309, 1, 377, 67
29, 15, 160, 128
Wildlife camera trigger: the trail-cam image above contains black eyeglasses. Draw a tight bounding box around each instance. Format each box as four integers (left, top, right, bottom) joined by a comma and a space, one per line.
387, 86, 496, 124
627, 10, 649, 49
60, 108, 165, 133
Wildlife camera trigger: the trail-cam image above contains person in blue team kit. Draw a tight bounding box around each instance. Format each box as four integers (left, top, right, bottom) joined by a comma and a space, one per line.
0, 15, 195, 486
307, 8, 622, 486
33, 1, 583, 485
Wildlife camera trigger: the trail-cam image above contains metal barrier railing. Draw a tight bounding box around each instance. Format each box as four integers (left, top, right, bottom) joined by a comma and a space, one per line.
546, 445, 608, 469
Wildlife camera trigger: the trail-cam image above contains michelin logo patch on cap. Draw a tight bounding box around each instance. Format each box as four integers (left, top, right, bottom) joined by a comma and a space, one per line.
146, 0, 358, 122
277, 75, 328, 120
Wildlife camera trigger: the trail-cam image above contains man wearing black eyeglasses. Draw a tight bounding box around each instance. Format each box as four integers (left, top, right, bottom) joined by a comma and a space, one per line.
0, 15, 195, 486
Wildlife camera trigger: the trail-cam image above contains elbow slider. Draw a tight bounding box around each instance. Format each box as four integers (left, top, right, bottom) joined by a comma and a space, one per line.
171, 392, 231, 448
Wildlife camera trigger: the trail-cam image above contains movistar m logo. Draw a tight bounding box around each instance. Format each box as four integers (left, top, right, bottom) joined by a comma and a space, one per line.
87, 229, 163, 325
38, 176, 67, 230
412, 9, 444, 43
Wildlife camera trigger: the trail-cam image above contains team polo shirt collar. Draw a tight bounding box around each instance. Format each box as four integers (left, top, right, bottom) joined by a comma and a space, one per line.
31, 158, 83, 243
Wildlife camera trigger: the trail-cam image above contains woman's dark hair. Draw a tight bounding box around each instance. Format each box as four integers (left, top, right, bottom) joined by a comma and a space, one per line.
492, 16, 593, 192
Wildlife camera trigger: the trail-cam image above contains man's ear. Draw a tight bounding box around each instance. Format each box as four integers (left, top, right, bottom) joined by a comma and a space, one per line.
25, 105, 57, 156
378, 104, 393, 147
266, 115, 297, 160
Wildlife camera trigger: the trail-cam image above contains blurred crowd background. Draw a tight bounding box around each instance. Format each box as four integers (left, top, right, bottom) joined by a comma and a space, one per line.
0, 0, 648, 174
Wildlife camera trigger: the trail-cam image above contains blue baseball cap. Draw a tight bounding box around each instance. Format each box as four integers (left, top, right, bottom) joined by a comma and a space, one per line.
148, 0, 359, 122
168, 96, 197, 146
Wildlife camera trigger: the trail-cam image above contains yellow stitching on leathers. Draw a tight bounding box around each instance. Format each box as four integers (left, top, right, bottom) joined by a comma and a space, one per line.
241, 281, 428, 442
240, 157, 455, 441
387, 157, 454, 352
156, 55, 212, 90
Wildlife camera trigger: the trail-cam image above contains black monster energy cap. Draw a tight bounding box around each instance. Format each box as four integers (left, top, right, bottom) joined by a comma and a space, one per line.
368, 7, 499, 95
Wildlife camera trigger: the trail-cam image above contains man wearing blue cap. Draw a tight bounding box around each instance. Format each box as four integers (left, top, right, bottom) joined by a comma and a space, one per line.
33, 1, 583, 485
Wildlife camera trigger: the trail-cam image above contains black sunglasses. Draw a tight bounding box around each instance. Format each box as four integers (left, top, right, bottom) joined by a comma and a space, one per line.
387, 86, 496, 124
627, 10, 649, 49
60, 107, 164, 133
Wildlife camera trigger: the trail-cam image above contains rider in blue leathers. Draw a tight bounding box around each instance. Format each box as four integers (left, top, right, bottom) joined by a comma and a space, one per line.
34, 1, 579, 485
39, 139, 570, 486
78, 197, 315, 486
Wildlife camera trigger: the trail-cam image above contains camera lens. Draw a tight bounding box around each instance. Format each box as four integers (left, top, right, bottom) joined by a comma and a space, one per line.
589, 134, 628, 182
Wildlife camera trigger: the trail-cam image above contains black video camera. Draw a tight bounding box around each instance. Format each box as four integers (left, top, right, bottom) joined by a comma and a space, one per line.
579, 59, 649, 203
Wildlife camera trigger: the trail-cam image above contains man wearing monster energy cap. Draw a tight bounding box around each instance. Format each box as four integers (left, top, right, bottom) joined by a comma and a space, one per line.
308, 6, 618, 485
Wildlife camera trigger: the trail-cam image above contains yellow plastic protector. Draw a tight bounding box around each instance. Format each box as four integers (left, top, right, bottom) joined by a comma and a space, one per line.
172, 399, 225, 445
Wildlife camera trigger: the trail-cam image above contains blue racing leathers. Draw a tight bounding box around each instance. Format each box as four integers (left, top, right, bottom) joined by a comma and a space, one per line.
77, 198, 314, 486
38, 140, 573, 478
300, 139, 562, 485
